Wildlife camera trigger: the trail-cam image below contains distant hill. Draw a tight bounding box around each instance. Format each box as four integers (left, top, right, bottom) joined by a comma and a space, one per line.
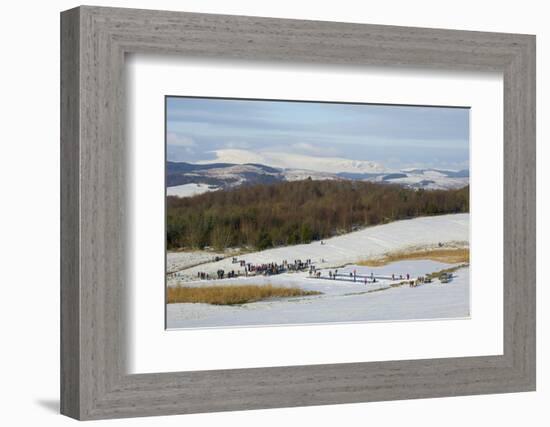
364, 168, 470, 190
167, 161, 342, 189
167, 161, 470, 195
402, 168, 470, 178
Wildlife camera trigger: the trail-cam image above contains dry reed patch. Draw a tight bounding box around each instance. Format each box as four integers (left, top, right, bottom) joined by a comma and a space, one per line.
358, 247, 469, 267
167, 284, 322, 305
425, 264, 469, 281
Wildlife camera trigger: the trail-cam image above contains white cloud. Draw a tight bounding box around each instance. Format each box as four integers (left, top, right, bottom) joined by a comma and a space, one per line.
290, 142, 339, 156
292, 142, 315, 152
224, 140, 251, 149
167, 132, 196, 147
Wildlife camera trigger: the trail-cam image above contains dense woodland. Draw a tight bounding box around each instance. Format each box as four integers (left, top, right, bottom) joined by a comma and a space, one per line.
167, 179, 469, 251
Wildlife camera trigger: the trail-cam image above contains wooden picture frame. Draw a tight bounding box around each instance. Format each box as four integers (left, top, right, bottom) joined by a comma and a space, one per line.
60, 5, 536, 420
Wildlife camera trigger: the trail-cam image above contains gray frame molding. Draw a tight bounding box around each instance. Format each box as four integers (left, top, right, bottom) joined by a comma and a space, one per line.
61, 6, 536, 420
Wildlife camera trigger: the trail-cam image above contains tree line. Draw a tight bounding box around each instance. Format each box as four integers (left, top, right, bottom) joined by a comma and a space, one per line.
167, 179, 469, 251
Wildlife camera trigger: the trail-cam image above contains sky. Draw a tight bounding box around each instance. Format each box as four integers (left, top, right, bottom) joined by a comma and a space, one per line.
166, 96, 469, 171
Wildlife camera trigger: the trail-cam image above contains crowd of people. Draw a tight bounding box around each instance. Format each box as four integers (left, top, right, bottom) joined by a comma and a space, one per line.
194, 258, 314, 281
323, 269, 379, 284
315, 269, 426, 286
187, 257, 430, 289
214, 269, 239, 279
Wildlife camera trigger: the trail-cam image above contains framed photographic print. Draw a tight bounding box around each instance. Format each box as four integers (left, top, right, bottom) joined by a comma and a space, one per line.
61, 6, 536, 420
164, 96, 472, 329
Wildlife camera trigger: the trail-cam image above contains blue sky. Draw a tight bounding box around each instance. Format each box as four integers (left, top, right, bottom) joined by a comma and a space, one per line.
166, 96, 469, 171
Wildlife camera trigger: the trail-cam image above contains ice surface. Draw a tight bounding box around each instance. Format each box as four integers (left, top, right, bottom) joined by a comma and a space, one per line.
167, 264, 470, 328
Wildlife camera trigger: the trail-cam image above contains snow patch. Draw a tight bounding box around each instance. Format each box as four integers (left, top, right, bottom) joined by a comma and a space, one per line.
167, 183, 219, 198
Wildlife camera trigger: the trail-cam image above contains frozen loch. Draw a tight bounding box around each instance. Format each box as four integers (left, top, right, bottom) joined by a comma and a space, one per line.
167, 213, 470, 329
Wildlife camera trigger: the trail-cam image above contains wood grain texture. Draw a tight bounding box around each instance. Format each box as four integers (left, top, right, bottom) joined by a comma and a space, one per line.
60, 7, 80, 419
60, 6, 536, 420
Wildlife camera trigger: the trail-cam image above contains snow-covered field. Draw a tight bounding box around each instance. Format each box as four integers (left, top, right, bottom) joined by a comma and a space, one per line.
167, 263, 470, 328
166, 213, 470, 329
167, 183, 218, 198
167, 213, 468, 284
167, 250, 227, 274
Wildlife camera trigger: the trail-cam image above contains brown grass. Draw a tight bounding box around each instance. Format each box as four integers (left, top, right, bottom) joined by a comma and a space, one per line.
358, 248, 469, 267
425, 264, 469, 281
167, 284, 322, 305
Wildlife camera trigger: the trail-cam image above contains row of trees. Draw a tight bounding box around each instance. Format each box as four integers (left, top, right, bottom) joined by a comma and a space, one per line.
167, 179, 469, 251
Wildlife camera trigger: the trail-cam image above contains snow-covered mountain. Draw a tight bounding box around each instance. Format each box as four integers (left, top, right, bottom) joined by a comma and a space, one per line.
167, 161, 342, 191
197, 149, 384, 174
167, 161, 469, 196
